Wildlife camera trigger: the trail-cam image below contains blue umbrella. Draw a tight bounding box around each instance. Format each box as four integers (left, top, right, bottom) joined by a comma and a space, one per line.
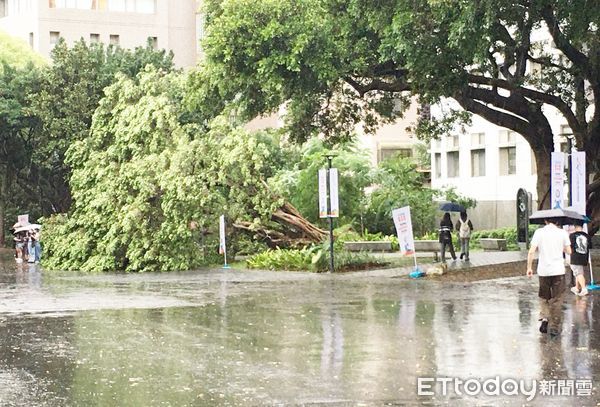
438, 202, 465, 212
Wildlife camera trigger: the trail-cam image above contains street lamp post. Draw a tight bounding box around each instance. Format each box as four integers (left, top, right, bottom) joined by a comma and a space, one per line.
326, 154, 335, 274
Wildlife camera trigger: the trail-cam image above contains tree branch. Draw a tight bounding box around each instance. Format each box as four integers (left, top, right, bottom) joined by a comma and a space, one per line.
344, 76, 410, 97
466, 74, 583, 135
541, 5, 592, 80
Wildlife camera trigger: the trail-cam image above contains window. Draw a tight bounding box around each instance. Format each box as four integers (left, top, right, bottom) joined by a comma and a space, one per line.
378, 147, 412, 163
28, 32, 33, 48
499, 147, 516, 175
136, 0, 154, 13
434, 153, 441, 179
499, 130, 517, 145
109, 34, 119, 45
49, 31, 60, 47
447, 151, 459, 178
108, 0, 154, 13
0, 0, 6, 17
149, 36, 157, 50
471, 149, 485, 177
51, 0, 97, 9
447, 135, 459, 149
471, 133, 485, 147
90, 33, 100, 43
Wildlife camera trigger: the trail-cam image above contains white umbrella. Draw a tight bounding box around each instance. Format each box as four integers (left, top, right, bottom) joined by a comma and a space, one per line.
14, 224, 41, 233
529, 208, 586, 225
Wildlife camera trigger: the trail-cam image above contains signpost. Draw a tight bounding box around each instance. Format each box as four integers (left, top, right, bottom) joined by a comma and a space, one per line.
319, 154, 338, 273
392, 206, 422, 277
516, 188, 530, 248
219, 215, 230, 269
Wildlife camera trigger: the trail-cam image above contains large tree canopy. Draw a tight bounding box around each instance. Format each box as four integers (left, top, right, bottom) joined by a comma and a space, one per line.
192, 0, 600, 230
0, 32, 45, 246
43, 68, 324, 272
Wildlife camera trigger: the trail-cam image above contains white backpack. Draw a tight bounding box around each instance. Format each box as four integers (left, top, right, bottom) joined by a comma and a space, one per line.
459, 219, 471, 238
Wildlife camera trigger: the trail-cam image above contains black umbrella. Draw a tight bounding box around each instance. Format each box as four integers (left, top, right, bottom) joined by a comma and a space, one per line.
438, 202, 466, 212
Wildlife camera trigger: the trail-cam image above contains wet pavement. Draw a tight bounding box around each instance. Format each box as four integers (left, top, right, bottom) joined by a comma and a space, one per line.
0, 251, 599, 406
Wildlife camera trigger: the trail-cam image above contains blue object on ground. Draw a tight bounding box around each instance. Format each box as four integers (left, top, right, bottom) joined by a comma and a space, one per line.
587, 283, 600, 291
222, 264, 231, 269
409, 269, 425, 278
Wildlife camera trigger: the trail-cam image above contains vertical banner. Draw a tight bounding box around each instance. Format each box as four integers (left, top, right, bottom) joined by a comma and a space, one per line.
329, 168, 339, 218
550, 152, 565, 209
571, 151, 586, 214
318, 169, 328, 218
392, 206, 415, 256
219, 215, 226, 255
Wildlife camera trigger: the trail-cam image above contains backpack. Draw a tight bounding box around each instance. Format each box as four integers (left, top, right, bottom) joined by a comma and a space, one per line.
459, 219, 471, 238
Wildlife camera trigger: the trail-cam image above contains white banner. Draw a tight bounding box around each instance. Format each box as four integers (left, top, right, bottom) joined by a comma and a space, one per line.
551, 152, 565, 209
392, 206, 415, 256
571, 151, 586, 215
318, 169, 328, 218
329, 168, 339, 218
219, 215, 226, 256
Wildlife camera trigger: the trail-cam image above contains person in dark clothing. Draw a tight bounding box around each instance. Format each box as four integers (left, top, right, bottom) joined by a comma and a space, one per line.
569, 222, 591, 296
438, 212, 456, 262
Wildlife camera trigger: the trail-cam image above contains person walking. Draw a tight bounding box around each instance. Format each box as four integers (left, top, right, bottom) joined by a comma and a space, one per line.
527, 218, 571, 338
569, 221, 590, 296
455, 211, 474, 261
33, 228, 42, 263
438, 212, 456, 262
27, 230, 36, 264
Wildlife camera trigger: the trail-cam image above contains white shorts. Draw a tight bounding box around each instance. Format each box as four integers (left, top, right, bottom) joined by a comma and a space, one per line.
570, 264, 585, 277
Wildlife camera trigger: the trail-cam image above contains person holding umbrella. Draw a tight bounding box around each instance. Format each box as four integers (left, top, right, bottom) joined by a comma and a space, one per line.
438, 212, 457, 262
527, 215, 572, 338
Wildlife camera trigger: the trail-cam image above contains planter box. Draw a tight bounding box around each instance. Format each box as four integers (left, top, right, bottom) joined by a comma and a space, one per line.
479, 238, 508, 251
343, 241, 392, 252
414, 240, 440, 261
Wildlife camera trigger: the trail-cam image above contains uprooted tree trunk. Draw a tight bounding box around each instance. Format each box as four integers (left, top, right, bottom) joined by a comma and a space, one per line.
234, 201, 327, 248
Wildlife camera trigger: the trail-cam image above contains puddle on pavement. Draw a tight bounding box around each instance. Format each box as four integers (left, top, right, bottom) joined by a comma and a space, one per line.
0, 251, 598, 405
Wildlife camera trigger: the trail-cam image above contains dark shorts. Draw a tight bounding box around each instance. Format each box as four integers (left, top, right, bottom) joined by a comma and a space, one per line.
538, 275, 565, 300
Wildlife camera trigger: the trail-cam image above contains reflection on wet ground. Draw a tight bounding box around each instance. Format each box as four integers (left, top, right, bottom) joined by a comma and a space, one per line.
0, 251, 598, 406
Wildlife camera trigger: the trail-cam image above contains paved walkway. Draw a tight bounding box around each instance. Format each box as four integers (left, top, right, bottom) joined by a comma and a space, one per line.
346, 248, 600, 279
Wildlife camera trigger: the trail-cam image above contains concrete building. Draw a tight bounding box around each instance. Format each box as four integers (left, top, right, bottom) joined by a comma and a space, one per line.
430, 99, 572, 230
358, 100, 423, 168
0, 0, 201, 68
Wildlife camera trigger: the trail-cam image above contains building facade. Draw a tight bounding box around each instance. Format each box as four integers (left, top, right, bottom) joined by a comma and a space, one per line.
430, 100, 573, 230
0, 0, 201, 68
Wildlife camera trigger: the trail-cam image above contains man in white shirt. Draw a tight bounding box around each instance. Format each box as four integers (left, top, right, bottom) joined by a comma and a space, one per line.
527, 218, 572, 337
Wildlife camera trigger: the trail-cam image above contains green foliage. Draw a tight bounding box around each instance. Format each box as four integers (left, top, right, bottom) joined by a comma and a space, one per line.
437, 187, 477, 211
245, 244, 387, 272
0, 30, 46, 70
363, 155, 437, 236
246, 247, 318, 271
273, 138, 372, 227
42, 67, 306, 272
1, 38, 176, 245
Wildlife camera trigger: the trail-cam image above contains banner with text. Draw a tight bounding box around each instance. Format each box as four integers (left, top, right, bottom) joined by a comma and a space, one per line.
550, 152, 565, 209
571, 151, 586, 215
318, 169, 328, 218
329, 168, 339, 218
219, 215, 226, 255
392, 206, 415, 256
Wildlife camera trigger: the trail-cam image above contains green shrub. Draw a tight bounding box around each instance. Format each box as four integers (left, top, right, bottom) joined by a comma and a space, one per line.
245, 244, 387, 272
